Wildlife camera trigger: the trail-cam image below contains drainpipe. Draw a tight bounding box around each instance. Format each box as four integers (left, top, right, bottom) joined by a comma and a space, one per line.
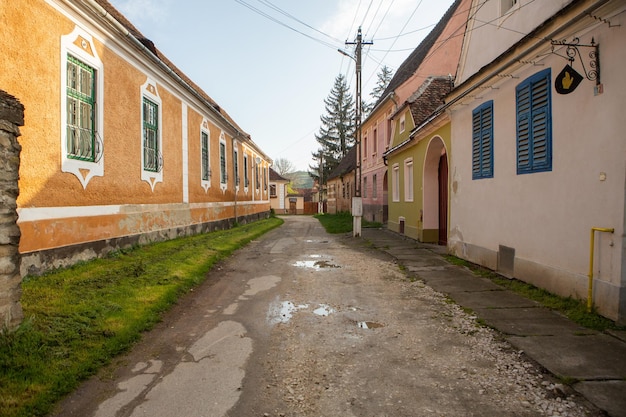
587, 227, 614, 312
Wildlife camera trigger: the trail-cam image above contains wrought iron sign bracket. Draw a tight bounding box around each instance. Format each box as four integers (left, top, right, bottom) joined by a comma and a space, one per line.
550, 37, 600, 85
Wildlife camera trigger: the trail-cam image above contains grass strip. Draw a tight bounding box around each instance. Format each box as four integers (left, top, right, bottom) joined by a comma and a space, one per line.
443, 255, 625, 332
314, 211, 382, 234
0, 217, 283, 417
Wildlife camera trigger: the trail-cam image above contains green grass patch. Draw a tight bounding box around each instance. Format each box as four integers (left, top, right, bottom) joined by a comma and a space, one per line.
0, 217, 283, 417
314, 211, 383, 234
443, 255, 625, 332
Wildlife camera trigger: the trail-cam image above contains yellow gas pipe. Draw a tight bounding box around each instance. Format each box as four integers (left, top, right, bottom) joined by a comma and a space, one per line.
587, 227, 614, 312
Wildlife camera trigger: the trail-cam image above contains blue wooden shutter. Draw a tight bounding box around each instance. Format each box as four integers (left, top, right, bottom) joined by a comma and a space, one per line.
516, 69, 551, 174
472, 101, 493, 179
530, 75, 551, 170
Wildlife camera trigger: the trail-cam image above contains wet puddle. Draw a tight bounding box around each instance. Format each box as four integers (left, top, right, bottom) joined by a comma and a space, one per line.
313, 304, 335, 316
293, 255, 340, 270
267, 300, 337, 324
267, 300, 308, 324
357, 321, 384, 329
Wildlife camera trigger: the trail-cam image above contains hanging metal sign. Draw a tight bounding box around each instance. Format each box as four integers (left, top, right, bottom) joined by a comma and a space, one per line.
555, 64, 583, 94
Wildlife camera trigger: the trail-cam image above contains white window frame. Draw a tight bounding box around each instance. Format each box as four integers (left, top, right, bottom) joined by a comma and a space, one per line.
372, 127, 378, 157
233, 141, 240, 190
500, 0, 519, 16
404, 158, 414, 202
255, 157, 261, 193
243, 153, 250, 191
200, 119, 211, 192
399, 114, 406, 133
392, 163, 400, 202
140, 78, 163, 191
219, 132, 227, 191
61, 26, 104, 189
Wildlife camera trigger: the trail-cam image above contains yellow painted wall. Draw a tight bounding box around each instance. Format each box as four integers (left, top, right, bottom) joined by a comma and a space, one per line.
2, 1, 269, 259
387, 120, 450, 241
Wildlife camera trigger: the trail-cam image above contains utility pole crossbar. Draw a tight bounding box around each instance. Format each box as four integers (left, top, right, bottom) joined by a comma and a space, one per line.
345, 27, 373, 200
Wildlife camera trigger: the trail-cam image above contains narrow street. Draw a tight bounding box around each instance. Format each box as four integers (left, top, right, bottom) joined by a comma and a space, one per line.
52, 216, 599, 417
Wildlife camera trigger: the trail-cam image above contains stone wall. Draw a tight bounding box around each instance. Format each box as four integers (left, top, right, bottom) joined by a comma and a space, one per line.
0, 90, 24, 329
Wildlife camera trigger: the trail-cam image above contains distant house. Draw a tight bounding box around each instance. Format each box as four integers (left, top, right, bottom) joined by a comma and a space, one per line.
1, 0, 271, 275
269, 168, 290, 214
326, 146, 357, 214
360, 0, 471, 224
383, 77, 453, 242
446, 0, 626, 323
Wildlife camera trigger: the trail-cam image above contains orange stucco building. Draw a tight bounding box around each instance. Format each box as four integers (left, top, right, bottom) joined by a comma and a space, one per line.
1, 0, 271, 275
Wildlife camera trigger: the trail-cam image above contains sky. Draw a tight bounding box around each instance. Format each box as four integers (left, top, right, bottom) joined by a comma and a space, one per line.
107, 0, 456, 172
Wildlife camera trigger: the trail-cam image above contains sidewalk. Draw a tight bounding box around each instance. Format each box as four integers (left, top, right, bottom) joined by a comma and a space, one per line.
361, 227, 626, 417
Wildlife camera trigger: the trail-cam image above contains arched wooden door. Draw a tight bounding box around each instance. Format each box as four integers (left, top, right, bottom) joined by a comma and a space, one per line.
438, 153, 448, 245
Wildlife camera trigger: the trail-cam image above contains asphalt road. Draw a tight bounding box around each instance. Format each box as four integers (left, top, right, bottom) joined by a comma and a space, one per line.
51, 216, 599, 417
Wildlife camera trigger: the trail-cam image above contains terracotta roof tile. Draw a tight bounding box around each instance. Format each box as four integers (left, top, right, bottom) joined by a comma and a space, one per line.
407, 76, 452, 127
376, 0, 463, 105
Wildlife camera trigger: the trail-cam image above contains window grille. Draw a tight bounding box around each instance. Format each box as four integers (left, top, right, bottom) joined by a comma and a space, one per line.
201, 131, 210, 181
244, 155, 249, 187
143, 97, 161, 172
219, 142, 227, 184
233, 148, 240, 185
66, 55, 96, 161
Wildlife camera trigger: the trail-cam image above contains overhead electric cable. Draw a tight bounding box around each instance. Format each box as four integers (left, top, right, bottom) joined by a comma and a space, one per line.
255, 0, 344, 43
233, 0, 340, 50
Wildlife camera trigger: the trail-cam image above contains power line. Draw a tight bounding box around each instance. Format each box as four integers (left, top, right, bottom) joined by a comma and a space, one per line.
232, 0, 339, 50
255, 0, 344, 44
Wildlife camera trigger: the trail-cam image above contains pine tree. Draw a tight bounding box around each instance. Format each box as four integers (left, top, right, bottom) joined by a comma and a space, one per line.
370, 65, 394, 102
363, 65, 394, 117
310, 74, 355, 182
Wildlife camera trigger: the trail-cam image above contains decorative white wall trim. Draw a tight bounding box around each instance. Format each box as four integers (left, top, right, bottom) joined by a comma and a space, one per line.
200, 118, 211, 192
243, 153, 250, 194
140, 77, 163, 191
182, 103, 189, 203
219, 131, 227, 193
17, 200, 269, 223
233, 140, 240, 192
60, 26, 104, 189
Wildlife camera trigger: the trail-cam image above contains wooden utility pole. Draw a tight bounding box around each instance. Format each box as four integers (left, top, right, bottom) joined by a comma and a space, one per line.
344, 27, 372, 236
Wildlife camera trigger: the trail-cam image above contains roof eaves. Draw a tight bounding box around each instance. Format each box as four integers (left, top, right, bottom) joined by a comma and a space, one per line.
374, 0, 463, 104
